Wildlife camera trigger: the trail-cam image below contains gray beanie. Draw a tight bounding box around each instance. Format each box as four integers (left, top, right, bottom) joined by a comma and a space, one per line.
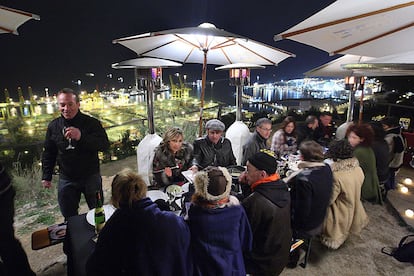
205, 119, 225, 131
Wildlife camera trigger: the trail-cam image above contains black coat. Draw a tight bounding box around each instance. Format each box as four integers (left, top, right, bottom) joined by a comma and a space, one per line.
242, 179, 292, 275
42, 111, 109, 181
86, 198, 192, 276
290, 162, 333, 233
192, 136, 236, 169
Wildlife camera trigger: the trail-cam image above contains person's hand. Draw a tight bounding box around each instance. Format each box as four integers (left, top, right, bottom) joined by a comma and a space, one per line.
164, 167, 172, 177
238, 171, 248, 184
64, 127, 81, 141
189, 165, 198, 173
42, 180, 52, 189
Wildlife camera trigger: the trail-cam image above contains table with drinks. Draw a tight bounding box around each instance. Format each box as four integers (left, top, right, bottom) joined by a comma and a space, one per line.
65, 187, 186, 276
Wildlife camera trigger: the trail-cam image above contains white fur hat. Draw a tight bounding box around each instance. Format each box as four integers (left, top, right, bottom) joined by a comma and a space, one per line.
193, 166, 232, 201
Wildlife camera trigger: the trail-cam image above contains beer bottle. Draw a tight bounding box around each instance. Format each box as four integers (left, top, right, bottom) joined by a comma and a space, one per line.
94, 191, 106, 234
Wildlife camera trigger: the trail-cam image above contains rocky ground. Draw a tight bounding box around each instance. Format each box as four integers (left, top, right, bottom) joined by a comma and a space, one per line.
15, 156, 414, 275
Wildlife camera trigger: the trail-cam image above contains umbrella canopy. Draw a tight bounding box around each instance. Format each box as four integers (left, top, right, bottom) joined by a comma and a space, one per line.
113, 22, 295, 136
305, 55, 375, 77
305, 54, 414, 77
343, 50, 414, 73
111, 57, 182, 69
275, 0, 414, 57
0, 5, 39, 35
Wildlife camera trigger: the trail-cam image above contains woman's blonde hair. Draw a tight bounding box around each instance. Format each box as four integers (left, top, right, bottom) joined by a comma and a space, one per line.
111, 168, 147, 208
159, 127, 184, 151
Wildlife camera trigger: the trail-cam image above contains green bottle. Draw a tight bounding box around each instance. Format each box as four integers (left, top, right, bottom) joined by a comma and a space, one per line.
94, 191, 106, 234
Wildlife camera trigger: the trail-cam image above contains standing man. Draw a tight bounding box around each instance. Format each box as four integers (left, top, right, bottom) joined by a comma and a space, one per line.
42, 88, 110, 219
314, 111, 336, 147
296, 115, 319, 146
240, 150, 292, 275
241, 118, 272, 166
0, 162, 36, 276
381, 116, 406, 191
190, 119, 236, 172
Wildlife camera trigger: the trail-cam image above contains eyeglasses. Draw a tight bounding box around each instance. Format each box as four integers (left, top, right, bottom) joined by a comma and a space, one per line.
259, 127, 272, 132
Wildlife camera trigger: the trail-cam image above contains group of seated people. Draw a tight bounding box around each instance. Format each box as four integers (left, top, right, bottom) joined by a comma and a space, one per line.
86, 114, 406, 275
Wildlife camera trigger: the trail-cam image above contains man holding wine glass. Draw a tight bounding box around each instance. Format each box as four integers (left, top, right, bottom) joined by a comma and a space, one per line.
41, 88, 110, 220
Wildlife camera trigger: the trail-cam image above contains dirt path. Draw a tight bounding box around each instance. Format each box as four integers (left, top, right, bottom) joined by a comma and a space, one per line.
17, 156, 414, 275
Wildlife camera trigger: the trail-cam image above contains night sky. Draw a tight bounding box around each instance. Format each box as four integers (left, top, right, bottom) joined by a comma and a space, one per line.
1, 0, 340, 97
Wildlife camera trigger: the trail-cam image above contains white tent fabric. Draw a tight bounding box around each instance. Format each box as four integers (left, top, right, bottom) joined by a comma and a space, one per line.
306, 54, 414, 77
136, 134, 162, 186
0, 5, 39, 35
225, 121, 251, 166
305, 55, 375, 77
275, 0, 414, 58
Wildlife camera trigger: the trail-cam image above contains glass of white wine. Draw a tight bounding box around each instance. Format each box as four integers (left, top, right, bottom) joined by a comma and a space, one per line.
62, 126, 75, 150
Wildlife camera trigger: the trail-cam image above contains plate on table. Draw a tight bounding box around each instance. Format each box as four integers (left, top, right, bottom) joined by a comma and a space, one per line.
146, 190, 169, 202
86, 205, 116, 226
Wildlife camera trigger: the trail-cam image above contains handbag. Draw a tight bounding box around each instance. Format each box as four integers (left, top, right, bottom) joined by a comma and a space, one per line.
381, 234, 414, 262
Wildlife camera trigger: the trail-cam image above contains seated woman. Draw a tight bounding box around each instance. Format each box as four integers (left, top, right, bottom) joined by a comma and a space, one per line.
285, 141, 333, 237
152, 127, 193, 188
86, 169, 192, 276
186, 166, 252, 276
271, 116, 297, 158
321, 139, 369, 249
347, 123, 383, 204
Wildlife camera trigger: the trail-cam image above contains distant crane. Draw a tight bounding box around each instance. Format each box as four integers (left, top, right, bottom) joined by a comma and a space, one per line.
169, 74, 190, 99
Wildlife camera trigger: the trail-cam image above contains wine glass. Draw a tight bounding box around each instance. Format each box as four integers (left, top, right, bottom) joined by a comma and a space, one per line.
62, 126, 75, 150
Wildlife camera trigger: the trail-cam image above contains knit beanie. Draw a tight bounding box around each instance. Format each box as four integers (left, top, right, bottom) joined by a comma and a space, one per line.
193, 166, 232, 201
248, 150, 277, 175
205, 119, 225, 131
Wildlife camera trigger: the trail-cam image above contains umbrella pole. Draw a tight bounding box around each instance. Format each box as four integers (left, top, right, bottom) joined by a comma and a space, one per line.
236, 84, 242, 121
198, 51, 208, 137
346, 88, 355, 123
134, 68, 139, 91
146, 70, 155, 134
358, 88, 364, 124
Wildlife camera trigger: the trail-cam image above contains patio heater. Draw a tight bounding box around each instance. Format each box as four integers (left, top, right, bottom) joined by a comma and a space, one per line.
216, 63, 265, 121
134, 67, 162, 134
344, 76, 365, 123
215, 63, 264, 165
112, 57, 182, 185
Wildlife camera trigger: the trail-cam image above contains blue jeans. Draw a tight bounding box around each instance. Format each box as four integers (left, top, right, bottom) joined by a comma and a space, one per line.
58, 173, 103, 219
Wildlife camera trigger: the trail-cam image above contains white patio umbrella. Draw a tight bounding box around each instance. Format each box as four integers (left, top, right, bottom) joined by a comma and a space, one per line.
343, 50, 414, 73
112, 57, 182, 186
274, 0, 414, 58
113, 22, 295, 136
306, 53, 414, 123
305, 54, 414, 77
305, 55, 375, 77
0, 5, 39, 35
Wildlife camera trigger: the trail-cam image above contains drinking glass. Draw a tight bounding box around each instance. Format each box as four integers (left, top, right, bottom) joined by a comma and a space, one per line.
62, 126, 75, 150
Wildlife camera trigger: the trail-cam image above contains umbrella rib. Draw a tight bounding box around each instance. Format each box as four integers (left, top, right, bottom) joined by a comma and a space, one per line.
332, 22, 414, 55
237, 43, 278, 65
0, 5, 38, 18
0, 26, 13, 33
280, 1, 414, 38
174, 34, 202, 49
139, 39, 178, 56
210, 38, 238, 50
